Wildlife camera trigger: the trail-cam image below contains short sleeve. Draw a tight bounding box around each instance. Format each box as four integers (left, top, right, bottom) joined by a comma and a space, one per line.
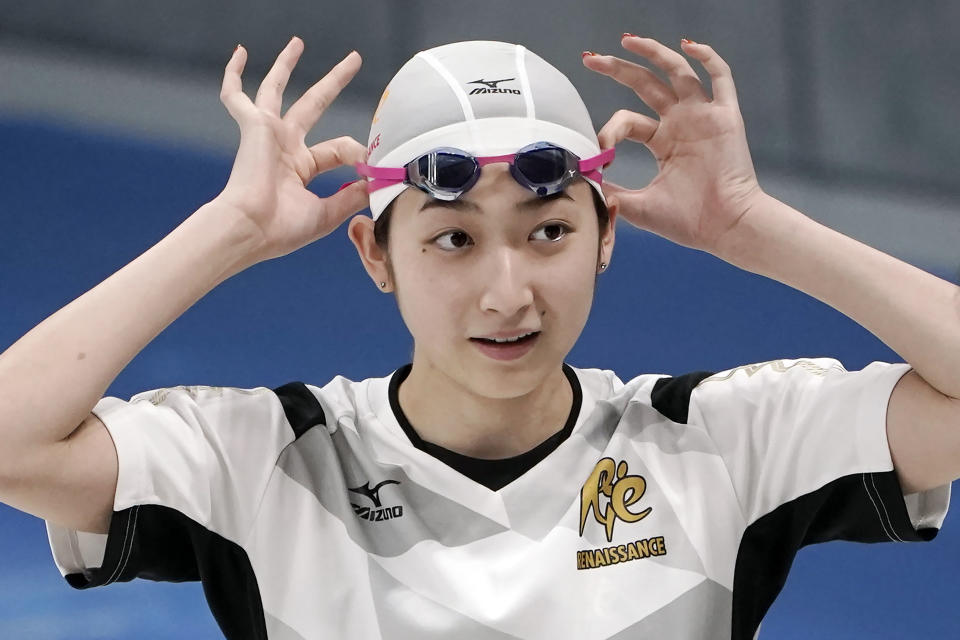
45, 384, 299, 589
687, 358, 950, 542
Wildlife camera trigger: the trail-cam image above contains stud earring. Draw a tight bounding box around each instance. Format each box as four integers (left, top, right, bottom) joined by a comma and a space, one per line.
379, 281, 387, 289
599, 262, 607, 271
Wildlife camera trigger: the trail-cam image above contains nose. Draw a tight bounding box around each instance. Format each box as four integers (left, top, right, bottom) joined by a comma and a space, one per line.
479, 247, 535, 317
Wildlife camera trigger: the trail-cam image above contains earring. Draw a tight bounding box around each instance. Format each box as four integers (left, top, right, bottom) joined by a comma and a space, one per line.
599, 262, 607, 271
379, 281, 387, 289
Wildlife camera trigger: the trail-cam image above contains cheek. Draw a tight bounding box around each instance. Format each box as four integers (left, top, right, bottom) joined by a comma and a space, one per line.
548, 234, 599, 285
538, 242, 599, 335
391, 248, 468, 339
544, 255, 596, 312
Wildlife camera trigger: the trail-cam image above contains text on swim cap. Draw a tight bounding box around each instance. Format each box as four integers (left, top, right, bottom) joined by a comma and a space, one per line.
368, 133, 381, 156
467, 78, 521, 95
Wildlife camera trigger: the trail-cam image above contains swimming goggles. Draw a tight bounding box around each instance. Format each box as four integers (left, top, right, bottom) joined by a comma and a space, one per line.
356, 141, 615, 201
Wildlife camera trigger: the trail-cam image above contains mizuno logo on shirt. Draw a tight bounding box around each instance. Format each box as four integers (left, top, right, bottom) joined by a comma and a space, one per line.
348, 479, 405, 522
348, 480, 399, 508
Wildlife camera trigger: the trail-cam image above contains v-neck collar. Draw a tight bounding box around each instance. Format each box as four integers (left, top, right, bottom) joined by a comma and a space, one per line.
385, 363, 583, 491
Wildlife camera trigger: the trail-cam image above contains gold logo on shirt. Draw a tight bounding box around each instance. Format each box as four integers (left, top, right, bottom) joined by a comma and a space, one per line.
579, 457, 653, 542
576, 458, 665, 571
700, 358, 846, 384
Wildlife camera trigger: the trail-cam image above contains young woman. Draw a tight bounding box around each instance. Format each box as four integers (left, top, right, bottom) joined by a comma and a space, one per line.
0, 34, 956, 639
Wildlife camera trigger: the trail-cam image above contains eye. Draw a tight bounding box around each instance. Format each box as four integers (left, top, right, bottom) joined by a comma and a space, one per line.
530, 222, 570, 243
433, 230, 474, 251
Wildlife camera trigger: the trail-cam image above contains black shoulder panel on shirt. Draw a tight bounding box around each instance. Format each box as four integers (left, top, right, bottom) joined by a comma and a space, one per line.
64, 504, 267, 640
272, 381, 326, 440
650, 371, 715, 424
731, 469, 940, 640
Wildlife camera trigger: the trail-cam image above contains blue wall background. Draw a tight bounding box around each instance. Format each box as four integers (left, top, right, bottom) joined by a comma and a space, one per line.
1, 117, 958, 638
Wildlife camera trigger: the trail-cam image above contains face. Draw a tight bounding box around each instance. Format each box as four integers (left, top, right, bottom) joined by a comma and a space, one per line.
351, 164, 615, 400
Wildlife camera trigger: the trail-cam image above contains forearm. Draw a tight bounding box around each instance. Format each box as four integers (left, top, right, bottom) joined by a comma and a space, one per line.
0, 199, 262, 453
721, 193, 960, 399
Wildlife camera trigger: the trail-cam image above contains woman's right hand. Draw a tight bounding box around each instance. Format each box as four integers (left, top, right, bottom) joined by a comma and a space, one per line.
213, 36, 369, 263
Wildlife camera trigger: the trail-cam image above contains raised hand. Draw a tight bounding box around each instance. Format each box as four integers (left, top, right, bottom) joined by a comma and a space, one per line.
583, 36, 766, 258
215, 36, 369, 263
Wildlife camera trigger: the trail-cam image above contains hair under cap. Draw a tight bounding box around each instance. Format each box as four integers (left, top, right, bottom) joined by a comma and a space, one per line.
364, 40, 606, 220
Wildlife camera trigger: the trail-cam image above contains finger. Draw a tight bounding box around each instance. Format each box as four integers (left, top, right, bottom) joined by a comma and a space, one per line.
220, 45, 256, 123
285, 51, 362, 138
600, 180, 653, 228
621, 35, 707, 102
601, 180, 629, 195
680, 40, 738, 106
307, 136, 367, 176
255, 36, 305, 116
600, 179, 630, 206
601, 180, 661, 233
311, 179, 369, 239
597, 109, 659, 151
583, 54, 677, 114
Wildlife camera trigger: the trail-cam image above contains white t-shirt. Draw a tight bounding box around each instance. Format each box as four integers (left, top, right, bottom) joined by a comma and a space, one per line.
45, 358, 950, 639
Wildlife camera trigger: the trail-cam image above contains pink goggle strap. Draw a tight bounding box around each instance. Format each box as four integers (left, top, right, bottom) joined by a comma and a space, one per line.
578, 147, 615, 185
355, 147, 616, 194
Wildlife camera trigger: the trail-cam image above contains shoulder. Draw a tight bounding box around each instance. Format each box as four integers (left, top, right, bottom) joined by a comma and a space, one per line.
569, 358, 851, 426
129, 384, 269, 407
270, 370, 396, 439
697, 357, 849, 388
568, 364, 713, 424
688, 357, 852, 409
271, 381, 328, 439
117, 371, 384, 441
679, 357, 912, 430
650, 370, 717, 424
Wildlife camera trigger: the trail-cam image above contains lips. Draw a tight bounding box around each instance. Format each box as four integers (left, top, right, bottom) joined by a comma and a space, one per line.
469, 331, 541, 361
471, 330, 540, 344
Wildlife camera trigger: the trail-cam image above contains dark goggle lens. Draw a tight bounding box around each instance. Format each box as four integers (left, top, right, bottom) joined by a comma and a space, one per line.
515, 147, 568, 184
416, 153, 477, 190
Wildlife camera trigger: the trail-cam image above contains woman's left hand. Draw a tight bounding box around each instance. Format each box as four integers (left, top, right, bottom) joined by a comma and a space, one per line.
583, 36, 768, 258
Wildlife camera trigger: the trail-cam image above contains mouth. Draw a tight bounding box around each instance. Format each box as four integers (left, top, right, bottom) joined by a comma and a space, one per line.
469, 331, 541, 361
471, 330, 540, 344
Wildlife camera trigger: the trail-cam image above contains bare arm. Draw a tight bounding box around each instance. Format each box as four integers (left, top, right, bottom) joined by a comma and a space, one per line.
585, 36, 960, 495
0, 36, 369, 532
0, 203, 259, 460
717, 194, 960, 495
0, 206, 258, 533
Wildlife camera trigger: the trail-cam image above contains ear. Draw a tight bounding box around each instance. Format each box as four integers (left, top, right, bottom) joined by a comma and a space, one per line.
348, 215, 392, 292
599, 200, 617, 270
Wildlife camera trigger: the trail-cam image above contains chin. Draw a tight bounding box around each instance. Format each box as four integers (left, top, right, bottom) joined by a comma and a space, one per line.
458, 351, 562, 400
412, 335, 571, 399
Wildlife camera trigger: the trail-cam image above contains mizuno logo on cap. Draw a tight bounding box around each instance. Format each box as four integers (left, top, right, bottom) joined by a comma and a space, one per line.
467, 77, 520, 95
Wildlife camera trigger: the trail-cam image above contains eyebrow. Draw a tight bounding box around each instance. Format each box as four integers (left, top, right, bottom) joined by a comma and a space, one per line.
418, 190, 574, 213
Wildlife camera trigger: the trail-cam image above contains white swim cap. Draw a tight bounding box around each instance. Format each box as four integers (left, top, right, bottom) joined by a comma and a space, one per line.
364, 40, 606, 220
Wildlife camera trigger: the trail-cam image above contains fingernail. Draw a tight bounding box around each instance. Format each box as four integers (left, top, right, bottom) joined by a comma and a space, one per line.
337, 180, 358, 193
681, 38, 697, 45
581, 51, 597, 58
622, 32, 637, 39
234, 43, 242, 53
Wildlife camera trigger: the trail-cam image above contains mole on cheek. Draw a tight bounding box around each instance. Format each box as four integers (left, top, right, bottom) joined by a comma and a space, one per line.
77, 352, 86, 360
421, 248, 427, 253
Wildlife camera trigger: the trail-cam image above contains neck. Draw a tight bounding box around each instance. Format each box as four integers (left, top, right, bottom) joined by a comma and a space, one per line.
397, 359, 574, 459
